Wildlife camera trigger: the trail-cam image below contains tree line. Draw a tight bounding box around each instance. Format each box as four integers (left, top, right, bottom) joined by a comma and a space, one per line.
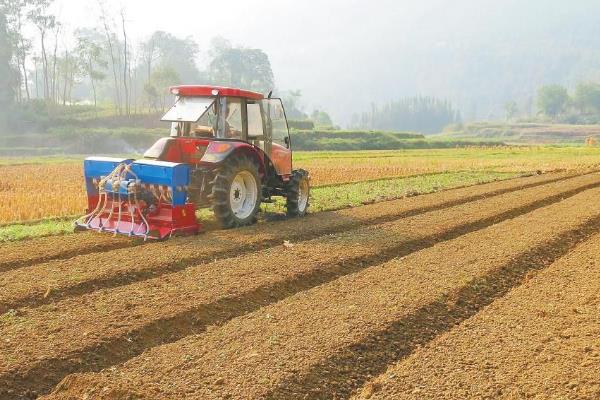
536, 83, 600, 123
0, 10, 13, 130
503, 82, 600, 124
0, 0, 276, 118
351, 96, 462, 134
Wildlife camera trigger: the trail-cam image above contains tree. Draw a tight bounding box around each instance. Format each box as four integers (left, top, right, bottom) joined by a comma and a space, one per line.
139, 31, 200, 85
27, 0, 56, 101
352, 96, 461, 134
3, 0, 33, 101
504, 100, 518, 121
208, 39, 274, 93
280, 89, 306, 119
97, 0, 122, 114
120, 9, 130, 115
139, 31, 162, 82
537, 85, 569, 117
145, 65, 180, 111
142, 82, 158, 112
0, 10, 15, 130
311, 109, 334, 127
573, 82, 600, 114
56, 48, 81, 105
75, 28, 107, 109
49, 18, 60, 102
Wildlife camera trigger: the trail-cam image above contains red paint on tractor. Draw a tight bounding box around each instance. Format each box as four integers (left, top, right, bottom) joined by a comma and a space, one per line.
170, 85, 264, 100
85, 202, 198, 240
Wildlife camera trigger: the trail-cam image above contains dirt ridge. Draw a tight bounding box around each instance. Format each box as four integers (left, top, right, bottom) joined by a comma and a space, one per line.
0, 234, 137, 273
353, 236, 600, 399
0, 170, 575, 273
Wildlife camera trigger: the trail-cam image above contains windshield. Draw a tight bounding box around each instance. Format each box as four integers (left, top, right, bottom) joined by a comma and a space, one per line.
167, 96, 247, 139
169, 98, 219, 137
161, 97, 215, 122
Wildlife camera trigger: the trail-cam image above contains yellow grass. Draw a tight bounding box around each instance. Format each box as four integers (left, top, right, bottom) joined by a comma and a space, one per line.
0, 164, 86, 224
1, 147, 600, 224
300, 147, 600, 186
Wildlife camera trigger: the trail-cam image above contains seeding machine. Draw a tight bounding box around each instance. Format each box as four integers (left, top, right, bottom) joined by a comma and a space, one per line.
75, 86, 310, 240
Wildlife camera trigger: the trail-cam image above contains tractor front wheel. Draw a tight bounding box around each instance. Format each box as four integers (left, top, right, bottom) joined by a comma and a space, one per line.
286, 169, 310, 217
211, 156, 261, 228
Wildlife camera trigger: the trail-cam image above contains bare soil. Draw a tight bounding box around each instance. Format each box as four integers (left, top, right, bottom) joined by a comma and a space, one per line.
0, 233, 135, 273
1, 173, 597, 397
1, 171, 599, 400
353, 233, 600, 400
41, 186, 600, 400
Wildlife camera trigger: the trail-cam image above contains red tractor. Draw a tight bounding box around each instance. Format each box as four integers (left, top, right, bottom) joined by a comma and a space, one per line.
76, 86, 310, 239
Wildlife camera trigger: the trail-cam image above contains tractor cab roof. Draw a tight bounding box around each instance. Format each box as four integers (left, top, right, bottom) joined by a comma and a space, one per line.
169, 85, 264, 100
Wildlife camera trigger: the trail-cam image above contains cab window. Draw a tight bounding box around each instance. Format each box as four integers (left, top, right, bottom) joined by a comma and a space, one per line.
247, 102, 264, 138
266, 99, 289, 147
192, 102, 218, 137
218, 97, 243, 139
247, 101, 265, 150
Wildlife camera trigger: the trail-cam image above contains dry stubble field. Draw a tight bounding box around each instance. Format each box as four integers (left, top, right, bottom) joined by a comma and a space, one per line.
1, 170, 600, 399
3, 146, 600, 224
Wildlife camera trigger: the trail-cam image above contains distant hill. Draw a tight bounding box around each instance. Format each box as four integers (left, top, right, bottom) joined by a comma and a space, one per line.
443, 122, 600, 144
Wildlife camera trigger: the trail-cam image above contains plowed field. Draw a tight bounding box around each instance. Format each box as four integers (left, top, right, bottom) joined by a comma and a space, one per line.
1, 171, 600, 400
353, 232, 600, 400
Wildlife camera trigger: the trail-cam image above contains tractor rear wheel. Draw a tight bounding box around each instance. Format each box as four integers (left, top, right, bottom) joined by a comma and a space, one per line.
211, 156, 261, 228
286, 169, 310, 217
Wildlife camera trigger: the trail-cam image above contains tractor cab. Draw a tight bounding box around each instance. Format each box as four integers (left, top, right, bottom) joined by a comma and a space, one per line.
147, 86, 292, 177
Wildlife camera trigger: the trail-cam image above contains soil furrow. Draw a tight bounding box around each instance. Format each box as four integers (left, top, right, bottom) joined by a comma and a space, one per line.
0, 171, 588, 314
1, 175, 598, 398
0, 171, 576, 273
0, 233, 136, 273
269, 215, 600, 400
36, 187, 600, 400
352, 233, 600, 400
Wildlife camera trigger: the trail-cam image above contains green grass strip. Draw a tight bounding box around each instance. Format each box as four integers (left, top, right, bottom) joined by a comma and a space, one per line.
0, 220, 74, 242
308, 170, 520, 212
261, 170, 520, 214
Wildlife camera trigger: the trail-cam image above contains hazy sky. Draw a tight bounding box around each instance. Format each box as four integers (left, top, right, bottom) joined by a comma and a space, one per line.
52, 0, 600, 124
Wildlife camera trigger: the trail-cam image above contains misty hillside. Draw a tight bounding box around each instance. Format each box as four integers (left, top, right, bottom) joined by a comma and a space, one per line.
277, 0, 600, 124
404, 0, 600, 121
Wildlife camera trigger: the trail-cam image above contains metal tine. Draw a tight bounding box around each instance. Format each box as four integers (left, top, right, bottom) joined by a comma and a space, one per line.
128, 195, 134, 237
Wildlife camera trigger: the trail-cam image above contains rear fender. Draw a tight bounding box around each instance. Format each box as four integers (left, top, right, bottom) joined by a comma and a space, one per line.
201, 142, 266, 177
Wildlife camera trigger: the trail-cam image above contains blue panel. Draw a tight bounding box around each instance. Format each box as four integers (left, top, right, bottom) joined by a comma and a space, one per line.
83, 157, 134, 195
130, 160, 191, 206
84, 157, 133, 178
82, 158, 191, 206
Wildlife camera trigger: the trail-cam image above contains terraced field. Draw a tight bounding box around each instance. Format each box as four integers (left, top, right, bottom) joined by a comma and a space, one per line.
1, 171, 600, 399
